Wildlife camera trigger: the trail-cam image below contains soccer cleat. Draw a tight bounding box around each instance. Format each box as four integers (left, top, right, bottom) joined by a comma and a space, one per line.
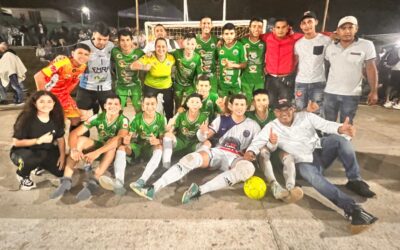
130, 179, 145, 189
393, 102, 400, 110
383, 101, 394, 108
282, 186, 304, 203
182, 183, 201, 204
346, 180, 376, 198
130, 185, 155, 201
76, 179, 99, 201
99, 176, 126, 196
16, 174, 36, 191
270, 181, 290, 200
347, 207, 378, 234
34, 167, 45, 176
49, 177, 72, 199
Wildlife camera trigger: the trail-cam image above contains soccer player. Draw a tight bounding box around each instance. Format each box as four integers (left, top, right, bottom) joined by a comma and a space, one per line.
240, 18, 266, 103
195, 16, 219, 92
172, 33, 202, 108
50, 94, 129, 200
76, 22, 115, 127
162, 93, 208, 169
218, 23, 247, 96
111, 29, 144, 112
196, 74, 222, 121
100, 92, 166, 194
35, 43, 90, 127
131, 94, 260, 203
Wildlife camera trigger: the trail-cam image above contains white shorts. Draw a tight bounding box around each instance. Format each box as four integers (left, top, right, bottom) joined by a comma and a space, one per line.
208, 148, 242, 171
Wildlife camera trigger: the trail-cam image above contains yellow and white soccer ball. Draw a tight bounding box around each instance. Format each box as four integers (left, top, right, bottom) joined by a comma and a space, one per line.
243, 176, 267, 200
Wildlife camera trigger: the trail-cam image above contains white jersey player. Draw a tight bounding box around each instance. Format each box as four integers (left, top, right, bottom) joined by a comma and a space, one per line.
131, 94, 261, 203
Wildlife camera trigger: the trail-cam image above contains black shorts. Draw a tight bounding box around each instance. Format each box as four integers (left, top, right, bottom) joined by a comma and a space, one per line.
76, 87, 115, 110
265, 74, 295, 105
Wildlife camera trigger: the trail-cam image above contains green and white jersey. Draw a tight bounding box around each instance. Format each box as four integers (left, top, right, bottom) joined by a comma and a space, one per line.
195, 34, 218, 74
240, 37, 265, 85
218, 41, 247, 86
84, 112, 129, 143
174, 111, 208, 141
111, 47, 144, 89
200, 92, 220, 121
172, 49, 202, 87
129, 112, 166, 142
245, 109, 275, 128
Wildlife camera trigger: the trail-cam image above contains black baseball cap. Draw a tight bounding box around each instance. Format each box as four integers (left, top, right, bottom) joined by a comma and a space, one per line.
300, 11, 317, 22
273, 98, 294, 109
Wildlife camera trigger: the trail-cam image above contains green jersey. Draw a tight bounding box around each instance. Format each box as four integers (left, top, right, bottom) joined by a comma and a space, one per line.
129, 112, 166, 142
172, 49, 202, 87
84, 112, 129, 143
111, 47, 144, 88
240, 37, 265, 86
245, 109, 275, 128
195, 34, 218, 74
218, 41, 247, 86
200, 92, 220, 121
174, 111, 208, 141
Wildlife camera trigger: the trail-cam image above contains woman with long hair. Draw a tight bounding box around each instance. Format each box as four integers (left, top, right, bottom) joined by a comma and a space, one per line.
11, 90, 66, 190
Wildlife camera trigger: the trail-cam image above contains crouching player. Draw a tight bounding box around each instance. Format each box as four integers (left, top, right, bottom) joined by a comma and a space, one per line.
50, 94, 129, 200
132, 94, 260, 203
99, 92, 166, 194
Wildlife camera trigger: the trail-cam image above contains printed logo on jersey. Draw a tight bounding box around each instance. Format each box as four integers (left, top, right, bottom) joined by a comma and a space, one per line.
99, 124, 105, 130
232, 49, 239, 56
116, 53, 123, 59
133, 55, 138, 60
196, 44, 202, 49
243, 130, 250, 137
190, 62, 196, 68
249, 52, 257, 59
258, 43, 264, 49
244, 43, 250, 49
219, 50, 225, 55
210, 43, 216, 49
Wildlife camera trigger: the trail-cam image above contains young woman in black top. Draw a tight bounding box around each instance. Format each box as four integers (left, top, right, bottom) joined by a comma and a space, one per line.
11, 90, 66, 190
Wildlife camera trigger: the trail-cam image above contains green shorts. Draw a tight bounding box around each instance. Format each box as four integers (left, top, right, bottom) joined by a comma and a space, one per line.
175, 136, 199, 154
173, 83, 196, 107
116, 86, 142, 111
129, 142, 153, 159
218, 82, 241, 97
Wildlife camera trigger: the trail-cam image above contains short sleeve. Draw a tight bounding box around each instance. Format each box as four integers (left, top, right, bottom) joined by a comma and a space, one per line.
365, 40, 377, 61
41, 58, 69, 78
83, 114, 99, 129
209, 116, 221, 133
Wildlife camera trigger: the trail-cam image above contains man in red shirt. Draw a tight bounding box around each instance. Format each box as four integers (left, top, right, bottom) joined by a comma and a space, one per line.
261, 18, 303, 105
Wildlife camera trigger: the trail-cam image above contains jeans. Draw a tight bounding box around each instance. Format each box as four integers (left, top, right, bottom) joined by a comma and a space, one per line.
296, 134, 361, 214
0, 74, 24, 103
323, 93, 359, 123
295, 82, 325, 115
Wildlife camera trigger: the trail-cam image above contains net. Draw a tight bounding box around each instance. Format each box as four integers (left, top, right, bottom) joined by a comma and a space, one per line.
144, 20, 267, 43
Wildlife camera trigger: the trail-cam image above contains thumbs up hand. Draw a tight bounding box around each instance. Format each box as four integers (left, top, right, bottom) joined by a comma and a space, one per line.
338, 117, 356, 137
149, 133, 160, 146
269, 127, 278, 145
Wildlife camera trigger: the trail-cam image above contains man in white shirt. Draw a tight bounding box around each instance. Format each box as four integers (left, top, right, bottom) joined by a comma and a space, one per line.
324, 16, 378, 123
143, 24, 180, 53
294, 11, 331, 115
244, 98, 377, 234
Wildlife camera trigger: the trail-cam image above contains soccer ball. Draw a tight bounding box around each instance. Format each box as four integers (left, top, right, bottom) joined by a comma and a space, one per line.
243, 176, 267, 200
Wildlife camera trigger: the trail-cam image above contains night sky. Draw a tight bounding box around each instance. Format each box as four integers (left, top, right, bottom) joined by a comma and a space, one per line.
1, 0, 400, 34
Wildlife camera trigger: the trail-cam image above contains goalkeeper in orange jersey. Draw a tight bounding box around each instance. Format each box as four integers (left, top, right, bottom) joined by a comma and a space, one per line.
34, 43, 91, 129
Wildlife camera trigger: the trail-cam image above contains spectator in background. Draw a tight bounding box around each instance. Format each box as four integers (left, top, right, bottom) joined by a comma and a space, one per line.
34, 22, 47, 46
143, 24, 180, 53
382, 46, 400, 109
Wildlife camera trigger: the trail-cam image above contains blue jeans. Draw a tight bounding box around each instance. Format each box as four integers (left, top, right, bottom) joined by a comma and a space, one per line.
323, 93, 359, 123
296, 134, 361, 214
295, 82, 325, 115
0, 74, 24, 103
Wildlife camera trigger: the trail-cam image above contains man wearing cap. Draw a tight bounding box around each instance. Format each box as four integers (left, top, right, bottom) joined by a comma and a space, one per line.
324, 16, 378, 123
294, 11, 332, 115
244, 98, 377, 234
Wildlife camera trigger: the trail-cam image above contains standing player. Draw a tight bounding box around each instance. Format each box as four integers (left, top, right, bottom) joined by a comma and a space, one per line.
172, 33, 202, 108
240, 18, 266, 103
218, 23, 247, 97
35, 43, 90, 127
162, 93, 208, 169
111, 29, 144, 112
131, 94, 260, 203
195, 16, 219, 92
50, 95, 129, 200
77, 22, 115, 128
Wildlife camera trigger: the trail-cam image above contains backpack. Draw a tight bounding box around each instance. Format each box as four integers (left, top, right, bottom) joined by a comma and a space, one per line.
385, 47, 400, 66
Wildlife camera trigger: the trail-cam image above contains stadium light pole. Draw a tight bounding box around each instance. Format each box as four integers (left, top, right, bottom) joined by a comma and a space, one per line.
81, 6, 90, 26
322, 0, 330, 31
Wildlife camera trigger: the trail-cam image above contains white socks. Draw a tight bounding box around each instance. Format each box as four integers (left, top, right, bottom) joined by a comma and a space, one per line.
282, 155, 296, 190
114, 150, 127, 184
139, 149, 163, 183
162, 137, 174, 168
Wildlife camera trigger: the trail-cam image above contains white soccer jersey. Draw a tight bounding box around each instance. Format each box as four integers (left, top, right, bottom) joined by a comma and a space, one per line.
79, 40, 114, 91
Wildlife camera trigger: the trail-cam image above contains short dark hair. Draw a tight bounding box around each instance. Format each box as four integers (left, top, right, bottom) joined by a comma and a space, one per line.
249, 17, 263, 27
154, 24, 166, 31
229, 94, 247, 104
197, 74, 210, 83
183, 93, 203, 109
93, 22, 110, 37
117, 29, 133, 40
252, 89, 269, 97
184, 32, 196, 40
222, 23, 235, 32
142, 92, 158, 101
155, 37, 167, 47
73, 43, 91, 53
200, 16, 212, 22
274, 18, 289, 26
105, 93, 121, 104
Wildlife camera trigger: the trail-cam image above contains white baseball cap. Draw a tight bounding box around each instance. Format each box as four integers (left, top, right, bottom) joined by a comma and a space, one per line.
337, 16, 358, 27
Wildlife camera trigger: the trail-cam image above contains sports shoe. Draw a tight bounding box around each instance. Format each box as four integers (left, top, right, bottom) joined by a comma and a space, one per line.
346, 180, 376, 198
182, 183, 201, 204
34, 167, 45, 176
76, 179, 99, 201
270, 181, 290, 200
99, 175, 126, 196
383, 100, 394, 108
282, 186, 304, 203
347, 207, 378, 234
130, 179, 145, 189
131, 185, 155, 201
49, 177, 72, 199
16, 174, 36, 191
393, 102, 400, 110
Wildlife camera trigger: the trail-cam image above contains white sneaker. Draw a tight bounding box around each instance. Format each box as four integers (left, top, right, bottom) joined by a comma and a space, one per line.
393, 102, 400, 110
383, 101, 394, 108
270, 181, 289, 200
16, 174, 36, 191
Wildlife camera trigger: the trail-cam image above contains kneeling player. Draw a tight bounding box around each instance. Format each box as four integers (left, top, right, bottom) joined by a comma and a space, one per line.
99, 92, 166, 194
50, 95, 129, 200
131, 94, 260, 203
